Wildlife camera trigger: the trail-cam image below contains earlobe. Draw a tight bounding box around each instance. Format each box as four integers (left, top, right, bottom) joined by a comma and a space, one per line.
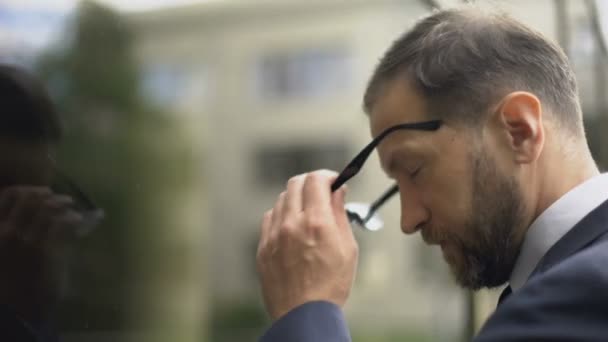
497, 92, 544, 164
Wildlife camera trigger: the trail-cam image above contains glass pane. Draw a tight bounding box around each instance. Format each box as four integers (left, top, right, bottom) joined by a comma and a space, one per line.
1, 1, 606, 342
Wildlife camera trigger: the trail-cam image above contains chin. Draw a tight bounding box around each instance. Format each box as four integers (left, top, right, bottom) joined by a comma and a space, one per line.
440, 242, 460, 269
442, 245, 481, 290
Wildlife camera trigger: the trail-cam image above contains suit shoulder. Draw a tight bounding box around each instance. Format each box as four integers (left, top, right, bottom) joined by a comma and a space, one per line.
475, 235, 608, 341
547, 233, 608, 285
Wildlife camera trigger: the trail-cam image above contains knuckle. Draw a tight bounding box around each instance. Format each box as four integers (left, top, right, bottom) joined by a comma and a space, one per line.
307, 171, 325, 182
277, 218, 301, 243
306, 169, 338, 185
312, 169, 338, 179
257, 237, 275, 260
305, 214, 327, 231
279, 218, 297, 234
263, 209, 273, 223
268, 226, 279, 242
287, 174, 305, 187
272, 192, 286, 210
256, 242, 266, 260
276, 191, 286, 203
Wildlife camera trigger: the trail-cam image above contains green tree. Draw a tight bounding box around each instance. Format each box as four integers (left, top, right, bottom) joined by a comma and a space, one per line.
36, 0, 194, 332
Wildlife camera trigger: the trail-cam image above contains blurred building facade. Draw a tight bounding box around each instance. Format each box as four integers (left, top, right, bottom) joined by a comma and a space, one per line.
127, 0, 607, 339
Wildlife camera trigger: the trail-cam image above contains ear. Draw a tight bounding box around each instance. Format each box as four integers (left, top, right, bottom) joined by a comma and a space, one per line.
493, 91, 545, 164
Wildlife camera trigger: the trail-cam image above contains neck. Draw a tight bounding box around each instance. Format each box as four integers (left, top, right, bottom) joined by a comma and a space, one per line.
535, 146, 600, 220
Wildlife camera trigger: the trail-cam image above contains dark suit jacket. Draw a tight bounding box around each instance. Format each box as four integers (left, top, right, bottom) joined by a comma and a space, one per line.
0, 306, 59, 342
260, 198, 608, 341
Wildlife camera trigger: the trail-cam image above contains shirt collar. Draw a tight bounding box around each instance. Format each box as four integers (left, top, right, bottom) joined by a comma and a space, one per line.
509, 173, 608, 291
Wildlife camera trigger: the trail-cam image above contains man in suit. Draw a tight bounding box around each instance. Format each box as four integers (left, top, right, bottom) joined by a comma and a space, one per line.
256, 7, 608, 341
0, 64, 86, 342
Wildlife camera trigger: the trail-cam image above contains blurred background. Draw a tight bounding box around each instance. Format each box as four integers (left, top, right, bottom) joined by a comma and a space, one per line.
1, 0, 608, 341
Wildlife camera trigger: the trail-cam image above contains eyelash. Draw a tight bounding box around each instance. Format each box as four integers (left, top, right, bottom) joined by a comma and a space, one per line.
410, 166, 422, 179
385, 161, 422, 181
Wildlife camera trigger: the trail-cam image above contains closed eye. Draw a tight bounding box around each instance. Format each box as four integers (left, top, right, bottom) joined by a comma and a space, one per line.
382, 148, 424, 180
385, 163, 421, 182
410, 166, 421, 179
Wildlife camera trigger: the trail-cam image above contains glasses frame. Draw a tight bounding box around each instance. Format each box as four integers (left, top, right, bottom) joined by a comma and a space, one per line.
48, 156, 105, 236
332, 120, 442, 230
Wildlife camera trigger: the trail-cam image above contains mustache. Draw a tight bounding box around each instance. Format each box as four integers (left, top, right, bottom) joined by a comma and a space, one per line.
420, 224, 473, 252
420, 225, 450, 245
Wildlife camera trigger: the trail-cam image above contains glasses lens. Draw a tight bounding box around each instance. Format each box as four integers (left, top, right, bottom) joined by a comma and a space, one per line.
74, 209, 105, 237
51, 172, 105, 237
345, 202, 384, 231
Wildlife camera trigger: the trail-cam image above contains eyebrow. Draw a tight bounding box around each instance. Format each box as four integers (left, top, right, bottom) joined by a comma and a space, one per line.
381, 145, 421, 176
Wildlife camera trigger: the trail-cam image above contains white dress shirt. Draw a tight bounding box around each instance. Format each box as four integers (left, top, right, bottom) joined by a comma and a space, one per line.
509, 173, 608, 291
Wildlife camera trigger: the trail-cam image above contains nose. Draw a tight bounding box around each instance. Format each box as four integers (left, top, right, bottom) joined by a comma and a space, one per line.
398, 184, 429, 235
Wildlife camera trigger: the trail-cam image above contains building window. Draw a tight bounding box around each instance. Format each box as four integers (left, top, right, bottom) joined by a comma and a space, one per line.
255, 142, 349, 186
141, 63, 207, 110
253, 47, 352, 102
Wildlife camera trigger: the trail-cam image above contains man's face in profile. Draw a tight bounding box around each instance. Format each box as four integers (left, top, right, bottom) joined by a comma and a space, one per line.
0, 138, 77, 300
369, 78, 528, 289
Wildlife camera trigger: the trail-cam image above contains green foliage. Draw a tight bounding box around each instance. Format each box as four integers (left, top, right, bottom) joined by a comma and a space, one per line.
36, 0, 192, 331
210, 300, 269, 342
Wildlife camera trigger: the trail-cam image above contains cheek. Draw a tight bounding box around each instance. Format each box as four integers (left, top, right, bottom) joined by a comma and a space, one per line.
423, 162, 474, 233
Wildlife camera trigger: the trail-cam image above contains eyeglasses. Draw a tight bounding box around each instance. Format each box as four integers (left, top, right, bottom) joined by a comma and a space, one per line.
49, 157, 105, 237
331, 120, 442, 231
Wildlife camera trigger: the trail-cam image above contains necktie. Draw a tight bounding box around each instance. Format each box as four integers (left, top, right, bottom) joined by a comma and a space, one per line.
497, 285, 512, 307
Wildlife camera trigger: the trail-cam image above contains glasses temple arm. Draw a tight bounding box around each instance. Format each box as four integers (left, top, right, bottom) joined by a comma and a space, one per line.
330, 142, 377, 192
53, 169, 97, 210
331, 120, 442, 192
364, 184, 399, 222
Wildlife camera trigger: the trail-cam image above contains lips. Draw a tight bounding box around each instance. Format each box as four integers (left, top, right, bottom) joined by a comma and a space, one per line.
421, 229, 434, 244
421, 229, 442, 246
420, 225, 452, 248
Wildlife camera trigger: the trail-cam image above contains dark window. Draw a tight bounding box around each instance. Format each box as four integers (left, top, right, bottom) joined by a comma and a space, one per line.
255, 143, 349, 186
254, 47, 352, 102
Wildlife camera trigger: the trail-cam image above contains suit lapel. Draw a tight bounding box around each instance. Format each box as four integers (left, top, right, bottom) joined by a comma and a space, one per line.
530, 197, 608, 277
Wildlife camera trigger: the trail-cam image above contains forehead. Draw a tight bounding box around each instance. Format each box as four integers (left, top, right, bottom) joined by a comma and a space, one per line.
369, 77, 430, 138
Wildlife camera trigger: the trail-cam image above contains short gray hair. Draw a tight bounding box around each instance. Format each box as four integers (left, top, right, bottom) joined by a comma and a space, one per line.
364, 7, 582, 135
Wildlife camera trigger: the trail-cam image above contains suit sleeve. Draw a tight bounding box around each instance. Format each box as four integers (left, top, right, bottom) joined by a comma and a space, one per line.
259, 301, 352, 342
0, 306, 38, 342
475, 244, 608, 342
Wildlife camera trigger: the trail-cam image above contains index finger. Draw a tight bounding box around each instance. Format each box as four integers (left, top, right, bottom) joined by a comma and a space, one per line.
302, 170, 338, 218
0, 186, 52, 218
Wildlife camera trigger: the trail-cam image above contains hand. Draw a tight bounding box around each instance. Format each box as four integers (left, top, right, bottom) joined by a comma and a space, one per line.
0, 185, 83, 248
256, 170, 358, 320
0, 186, 83, 320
